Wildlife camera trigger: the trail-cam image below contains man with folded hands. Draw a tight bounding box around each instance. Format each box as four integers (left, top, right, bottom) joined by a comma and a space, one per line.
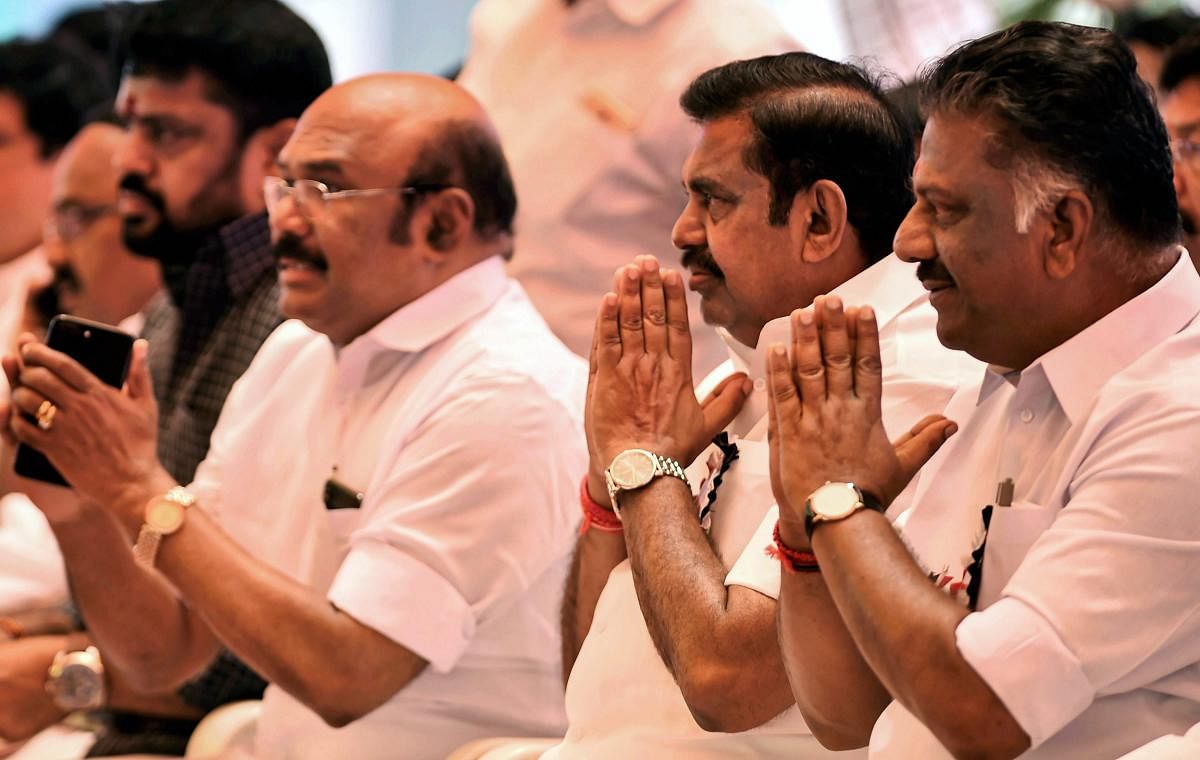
549, 52, 978, 758
768, 21, 1200, 759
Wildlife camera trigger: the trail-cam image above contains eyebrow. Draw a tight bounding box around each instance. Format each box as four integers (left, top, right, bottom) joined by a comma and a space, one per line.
1167, 119, 1200, 136
273, 159, 348, 179
684, 175, 732, 196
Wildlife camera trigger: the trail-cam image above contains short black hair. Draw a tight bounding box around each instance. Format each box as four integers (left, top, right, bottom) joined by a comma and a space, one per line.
393, 120, 517, 249
680, 52, 915, 264
921, 21, 1179, 251
1162, 27, 1200, 93
118, 0, 332, 139
1118, 9, 1199, 51
0, 38, 110, 158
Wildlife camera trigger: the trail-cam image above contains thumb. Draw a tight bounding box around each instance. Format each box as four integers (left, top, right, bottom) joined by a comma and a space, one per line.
700, 372, 752, 439
892, 415, 957, 491
125, 339, 154, 401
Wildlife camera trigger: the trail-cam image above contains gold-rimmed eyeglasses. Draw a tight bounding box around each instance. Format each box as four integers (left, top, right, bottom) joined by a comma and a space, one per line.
263, 176, 455, 219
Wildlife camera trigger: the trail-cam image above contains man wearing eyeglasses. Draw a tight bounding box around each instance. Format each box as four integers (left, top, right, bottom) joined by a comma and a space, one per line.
1160, 29, 1200, 271
40, 122, 161, 332
2, 72, 587, 759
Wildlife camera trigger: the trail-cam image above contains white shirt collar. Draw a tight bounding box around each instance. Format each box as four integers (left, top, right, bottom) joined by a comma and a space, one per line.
720, 255, 926, 383
982, 250, 1200, 423
342, 256, 509, 358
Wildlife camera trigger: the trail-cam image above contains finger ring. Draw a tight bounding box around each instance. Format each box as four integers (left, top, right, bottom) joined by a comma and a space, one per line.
35, 400, 57, 431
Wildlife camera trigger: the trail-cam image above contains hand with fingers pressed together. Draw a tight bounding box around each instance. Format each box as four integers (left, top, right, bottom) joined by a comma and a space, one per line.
766, 295, 959, 547
0, 332, 168, 525
586, 254, 751, 496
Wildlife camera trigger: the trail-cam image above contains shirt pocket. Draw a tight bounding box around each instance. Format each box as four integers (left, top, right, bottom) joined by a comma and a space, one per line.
980, 500, 1059, 607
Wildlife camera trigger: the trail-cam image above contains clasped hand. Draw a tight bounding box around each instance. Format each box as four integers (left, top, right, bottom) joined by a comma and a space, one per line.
766, 296, 957, 546
0, 333, 161, 518
584, 255, 750, 504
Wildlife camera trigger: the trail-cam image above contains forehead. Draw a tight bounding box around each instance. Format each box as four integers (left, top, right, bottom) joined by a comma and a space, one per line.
116, 70, 232, 125
53, 132, 120, 204
914, 113, 1007, 193
279, 109, 425, 182
682, 116, 757, 184
1161, 78, 1200, 136
0, 91, 28, 136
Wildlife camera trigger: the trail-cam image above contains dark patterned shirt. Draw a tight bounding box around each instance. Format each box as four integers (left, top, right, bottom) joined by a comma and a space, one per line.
143, 213, 282, 485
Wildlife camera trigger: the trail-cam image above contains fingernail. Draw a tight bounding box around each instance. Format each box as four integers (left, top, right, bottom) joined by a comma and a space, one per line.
663, 269, 679, 285
860, 306, 875, 320
642, 257, 658, 272
626, 268, 639, 281
825, 295, 842, 310
798, 309, 814, 325
945, 423, 958, 438
742, 378, 753, 394
771, 343, 787, 357
604, 293, 617, 306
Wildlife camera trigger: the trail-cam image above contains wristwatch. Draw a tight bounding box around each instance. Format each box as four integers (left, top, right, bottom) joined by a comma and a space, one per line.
803, 481, 885, 539
132, 485, 196, 567
604, 448, 688, 517
45, 634, 106, 711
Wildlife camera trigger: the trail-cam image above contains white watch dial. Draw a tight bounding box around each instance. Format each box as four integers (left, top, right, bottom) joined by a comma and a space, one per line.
810, 482, 863, 519
610, 449, 657, 489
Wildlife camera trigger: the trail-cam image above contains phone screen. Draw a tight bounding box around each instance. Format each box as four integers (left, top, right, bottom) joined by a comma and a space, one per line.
12, 315, 135, 486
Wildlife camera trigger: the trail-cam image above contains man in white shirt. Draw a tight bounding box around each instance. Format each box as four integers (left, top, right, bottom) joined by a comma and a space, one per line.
768, 21, 1200, 759
1, 73, 587, 760
550, 52, 977, 758
0, 121, 163, 619
457, 0, 798, 374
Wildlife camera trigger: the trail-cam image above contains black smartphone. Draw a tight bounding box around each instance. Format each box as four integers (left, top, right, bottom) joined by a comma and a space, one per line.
13, 315, 135, 486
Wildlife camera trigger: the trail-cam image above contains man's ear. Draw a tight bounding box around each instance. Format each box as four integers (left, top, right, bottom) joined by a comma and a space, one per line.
236, 118, 297, 213
1044, 189, 1093, 280
420, 188, 475, 255
797, 179, 848, 264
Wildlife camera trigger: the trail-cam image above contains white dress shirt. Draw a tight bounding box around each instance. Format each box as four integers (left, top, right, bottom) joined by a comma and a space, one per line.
871, 253, 1200, 759
457, 0, 798, 376
189, 257, 588, 760
545, 255, 978, 759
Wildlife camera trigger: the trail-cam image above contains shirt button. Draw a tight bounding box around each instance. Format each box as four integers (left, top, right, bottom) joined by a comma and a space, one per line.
1019, 408, 1034, 423
753, 378, 766, 392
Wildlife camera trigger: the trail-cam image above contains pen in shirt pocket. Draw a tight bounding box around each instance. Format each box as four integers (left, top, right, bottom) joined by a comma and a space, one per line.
995, 477, 1014, 507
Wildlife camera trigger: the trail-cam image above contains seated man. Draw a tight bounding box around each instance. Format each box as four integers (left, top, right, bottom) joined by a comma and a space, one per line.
768, 20, 1200, 759
0, 120, 162, 621
551, 53, 977, 758
2, 73, 586, 760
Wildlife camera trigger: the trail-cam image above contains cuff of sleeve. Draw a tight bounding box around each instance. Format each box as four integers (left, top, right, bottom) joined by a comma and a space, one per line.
956, 596, 1094, 747
328, 540, 476, 673
724, 505, 782, 599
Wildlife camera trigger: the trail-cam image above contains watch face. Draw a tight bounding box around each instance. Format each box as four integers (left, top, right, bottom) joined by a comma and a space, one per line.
146, 499, 186, 533
610, 449, 657, 489
809, 482, 863, 519
56, 662, 103, 710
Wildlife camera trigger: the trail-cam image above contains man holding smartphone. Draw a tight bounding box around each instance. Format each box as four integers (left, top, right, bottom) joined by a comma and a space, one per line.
3, 72, 587, 759
0, 0, 333, 755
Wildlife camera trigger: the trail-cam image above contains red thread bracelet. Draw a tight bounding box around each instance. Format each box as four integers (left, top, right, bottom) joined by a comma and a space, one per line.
766, 521, 820, 572
580, 475, 622, 535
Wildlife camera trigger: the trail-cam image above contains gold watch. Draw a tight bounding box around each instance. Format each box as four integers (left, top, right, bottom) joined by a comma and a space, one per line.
132, 485, 196, 567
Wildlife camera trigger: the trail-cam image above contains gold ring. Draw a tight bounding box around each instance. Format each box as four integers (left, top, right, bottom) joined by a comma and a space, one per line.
35, 400, 57, 431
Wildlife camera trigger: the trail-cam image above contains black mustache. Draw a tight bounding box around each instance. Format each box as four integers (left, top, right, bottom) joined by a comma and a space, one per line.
272, 233, 328, 272
680, 245, 724, 278
916, 260, 953, 285
118, 173, 167, 215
